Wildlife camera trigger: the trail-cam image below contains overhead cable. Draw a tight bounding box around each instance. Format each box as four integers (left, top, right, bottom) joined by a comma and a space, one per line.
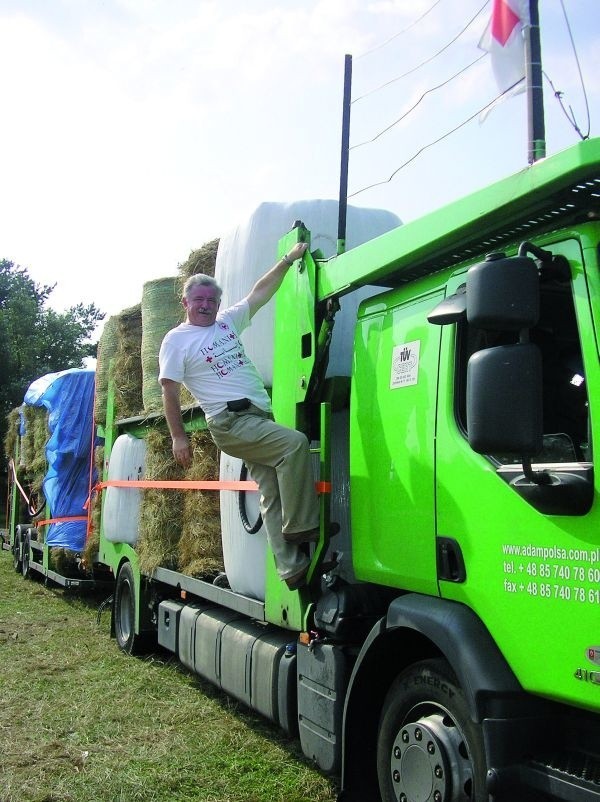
356, 0, 444, 60
348, 90, 508, 199
351, 54, 486, 150
352, 0, 488, 105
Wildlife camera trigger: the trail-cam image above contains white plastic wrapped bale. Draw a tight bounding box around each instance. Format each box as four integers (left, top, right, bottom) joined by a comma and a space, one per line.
214, 200, 401, 385
220, 452, 267, 600
102, 433, 147, 545
221, 411, 354, 601
216, 201, 399, 597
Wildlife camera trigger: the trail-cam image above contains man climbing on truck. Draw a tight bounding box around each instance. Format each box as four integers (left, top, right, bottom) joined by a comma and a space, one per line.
158, 240, 320, 590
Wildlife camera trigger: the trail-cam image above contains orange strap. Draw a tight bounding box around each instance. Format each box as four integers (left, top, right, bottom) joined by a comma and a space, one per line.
93, 479, 332, 494
95, 479, 258, 491
36, 515, 88, 528
8, 458, 37, 514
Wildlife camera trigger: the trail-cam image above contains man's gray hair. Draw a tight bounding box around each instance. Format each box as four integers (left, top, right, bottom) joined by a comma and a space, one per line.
183, 273, 223, 300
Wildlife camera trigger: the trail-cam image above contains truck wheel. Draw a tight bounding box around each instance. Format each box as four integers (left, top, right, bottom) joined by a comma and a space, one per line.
114, 563, 140, 654
114, 562, 153, 655
21, 531, 31, 579
13, 526, 23, 572
377, 658, 487, 802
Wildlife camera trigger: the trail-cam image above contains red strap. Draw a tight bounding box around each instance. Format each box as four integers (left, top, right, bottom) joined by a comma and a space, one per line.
93, 478, 331, 494
36, 515, 88, 528
95, 479, 259, 491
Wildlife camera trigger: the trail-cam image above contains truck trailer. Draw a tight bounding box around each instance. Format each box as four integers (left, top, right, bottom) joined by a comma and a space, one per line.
5, 136, 600, 802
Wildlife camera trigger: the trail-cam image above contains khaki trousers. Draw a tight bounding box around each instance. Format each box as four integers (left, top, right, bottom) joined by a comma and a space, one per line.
207, 405, 319, 579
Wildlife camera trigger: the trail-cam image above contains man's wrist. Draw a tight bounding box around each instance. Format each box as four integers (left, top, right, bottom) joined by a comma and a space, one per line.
282, 253, 293, 267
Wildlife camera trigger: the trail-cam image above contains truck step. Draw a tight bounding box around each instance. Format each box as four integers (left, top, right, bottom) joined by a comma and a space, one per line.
530, 751, 600, 786
512, 751, 600, 801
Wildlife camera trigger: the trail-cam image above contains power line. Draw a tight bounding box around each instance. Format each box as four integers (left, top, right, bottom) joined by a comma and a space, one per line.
544, 72, 588, 141
352, 0, 488, 105
355, 0, 445, 60
555, 0, 591, 139
351, 54, 486, 151
348, 90, 507, 200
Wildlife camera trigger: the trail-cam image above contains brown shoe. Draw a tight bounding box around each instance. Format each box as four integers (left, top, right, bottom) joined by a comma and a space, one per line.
284, 564, 310, 590
282, 528, 320, 545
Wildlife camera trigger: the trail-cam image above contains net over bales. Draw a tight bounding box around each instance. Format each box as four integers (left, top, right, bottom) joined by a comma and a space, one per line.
141, 278, 184, 414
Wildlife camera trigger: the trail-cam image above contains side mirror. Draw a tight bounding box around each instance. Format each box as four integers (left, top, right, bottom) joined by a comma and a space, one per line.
467, 252, 539, 330
467, 343, 543, 455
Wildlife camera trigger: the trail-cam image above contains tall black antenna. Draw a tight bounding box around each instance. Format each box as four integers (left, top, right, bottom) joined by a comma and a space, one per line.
337, 54, 352, 255
525, 0, 546, 162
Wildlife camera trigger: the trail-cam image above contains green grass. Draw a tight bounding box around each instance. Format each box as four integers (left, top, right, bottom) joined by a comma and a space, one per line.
0, 553, 338, 802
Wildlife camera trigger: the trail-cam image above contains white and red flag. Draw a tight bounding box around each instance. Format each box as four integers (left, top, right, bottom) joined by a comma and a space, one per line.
479, 0, 530, 95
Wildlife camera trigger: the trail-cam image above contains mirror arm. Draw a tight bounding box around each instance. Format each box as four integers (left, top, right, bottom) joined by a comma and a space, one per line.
521, 455, 552, 486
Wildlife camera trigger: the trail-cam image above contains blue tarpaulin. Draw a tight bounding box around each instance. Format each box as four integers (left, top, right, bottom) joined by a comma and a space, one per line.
24, 368, 96, 551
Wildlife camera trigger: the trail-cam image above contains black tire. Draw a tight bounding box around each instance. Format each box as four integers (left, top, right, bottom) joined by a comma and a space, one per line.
377, 659, 488, 802
13, 526, 24, 573
21, 531, 31, 579
113, 562, 153, 655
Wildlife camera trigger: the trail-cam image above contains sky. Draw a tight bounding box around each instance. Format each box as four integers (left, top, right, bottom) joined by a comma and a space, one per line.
0, 0, 598, 325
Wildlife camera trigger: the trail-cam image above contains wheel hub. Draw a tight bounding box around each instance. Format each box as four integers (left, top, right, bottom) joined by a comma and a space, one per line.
389, 712, 473, 802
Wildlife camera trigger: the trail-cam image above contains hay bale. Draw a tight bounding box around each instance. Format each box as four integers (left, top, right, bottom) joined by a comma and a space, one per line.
51, 547, 82, 577
141, 278, 184, 413
137, 427, 223, 578
95, 316, 119, 425
4, 407, 21, 463
82, 444, 104, 569
178, 430, 222, 577
20, 405, 49, 498
177, 238, 219, 288
113, 304, 143, 419
137, 428, 186, 574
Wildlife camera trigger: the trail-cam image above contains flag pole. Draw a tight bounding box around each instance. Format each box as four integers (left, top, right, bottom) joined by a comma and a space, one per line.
337, 54, 352, 256
525, 0, 545, 162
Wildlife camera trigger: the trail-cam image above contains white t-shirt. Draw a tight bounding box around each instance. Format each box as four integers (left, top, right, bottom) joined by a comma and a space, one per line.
158, 299, 271, 420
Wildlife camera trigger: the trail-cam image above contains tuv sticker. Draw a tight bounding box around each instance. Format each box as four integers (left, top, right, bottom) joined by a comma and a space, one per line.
390, 340, 420, 388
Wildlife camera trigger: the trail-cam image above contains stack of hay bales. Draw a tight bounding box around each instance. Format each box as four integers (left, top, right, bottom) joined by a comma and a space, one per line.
97, 238, 223, 580
5, 402, 89, 573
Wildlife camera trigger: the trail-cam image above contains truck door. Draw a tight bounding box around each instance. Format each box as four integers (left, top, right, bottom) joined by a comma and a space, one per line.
434, 235, 600, 711
350, 286, 444, 595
